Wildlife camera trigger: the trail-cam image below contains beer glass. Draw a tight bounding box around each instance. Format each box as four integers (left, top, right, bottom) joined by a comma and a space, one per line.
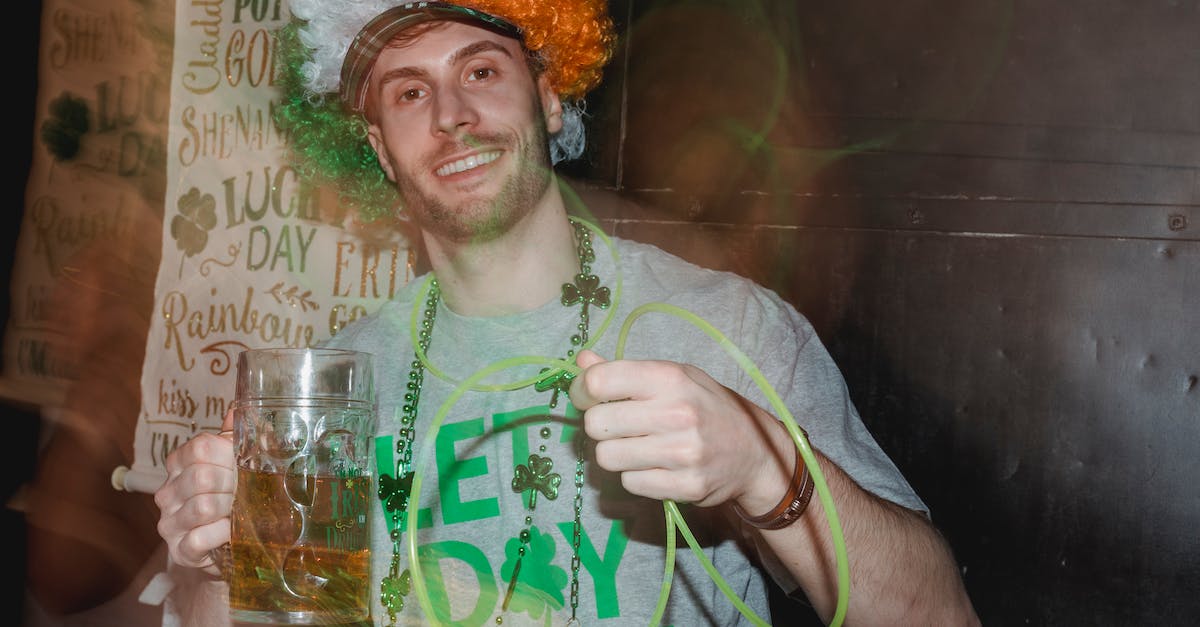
228, 348, 376, 624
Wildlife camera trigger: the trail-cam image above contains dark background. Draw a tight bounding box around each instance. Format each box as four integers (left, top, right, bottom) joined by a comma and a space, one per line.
5, 0, 44, 622
7, 1, 1200, 625
569, 1, 1200, 624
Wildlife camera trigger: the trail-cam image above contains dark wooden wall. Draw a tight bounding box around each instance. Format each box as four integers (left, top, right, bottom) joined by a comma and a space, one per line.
565, 0, 1200, 624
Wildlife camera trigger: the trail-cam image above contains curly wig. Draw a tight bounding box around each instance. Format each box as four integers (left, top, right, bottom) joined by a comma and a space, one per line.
274, 1, 616, 221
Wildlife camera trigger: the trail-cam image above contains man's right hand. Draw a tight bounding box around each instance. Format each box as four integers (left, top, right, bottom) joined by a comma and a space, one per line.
154, 408, 236, 575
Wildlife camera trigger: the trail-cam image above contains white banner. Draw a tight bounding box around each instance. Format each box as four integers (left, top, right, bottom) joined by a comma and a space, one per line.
2, 0, 169, 407
120, 0, 411, 493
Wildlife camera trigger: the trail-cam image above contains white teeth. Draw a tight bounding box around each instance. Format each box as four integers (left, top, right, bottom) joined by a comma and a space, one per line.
436, 151, 501, 176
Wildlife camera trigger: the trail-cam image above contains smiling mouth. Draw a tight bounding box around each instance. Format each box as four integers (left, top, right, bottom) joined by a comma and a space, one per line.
436, 151, 502, 177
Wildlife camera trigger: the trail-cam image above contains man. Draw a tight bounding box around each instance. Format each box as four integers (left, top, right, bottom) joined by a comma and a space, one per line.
154, 1, 979, 625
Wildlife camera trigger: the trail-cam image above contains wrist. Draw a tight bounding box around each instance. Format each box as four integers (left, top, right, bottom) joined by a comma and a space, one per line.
732, 429, 814, 530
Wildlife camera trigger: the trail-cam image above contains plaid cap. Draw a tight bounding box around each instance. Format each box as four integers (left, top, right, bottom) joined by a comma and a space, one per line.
339, 2, 522, 112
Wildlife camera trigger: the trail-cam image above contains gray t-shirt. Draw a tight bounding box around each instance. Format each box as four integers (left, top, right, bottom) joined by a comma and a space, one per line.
325, 233, 924, 626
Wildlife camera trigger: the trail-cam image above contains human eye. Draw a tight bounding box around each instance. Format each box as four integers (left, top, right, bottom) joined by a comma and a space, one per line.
384, 83, 426, 104
399, 86, 425, 102
466, 66, 496, 82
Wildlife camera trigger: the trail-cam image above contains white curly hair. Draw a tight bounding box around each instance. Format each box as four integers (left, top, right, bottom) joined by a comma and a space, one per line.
286, 0, 588, 163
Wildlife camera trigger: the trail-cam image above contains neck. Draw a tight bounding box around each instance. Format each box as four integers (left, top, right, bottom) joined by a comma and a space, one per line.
421, 185, 578, 317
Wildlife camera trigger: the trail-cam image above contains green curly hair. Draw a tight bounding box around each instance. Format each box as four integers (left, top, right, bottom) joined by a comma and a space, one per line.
275, 21, 398, 222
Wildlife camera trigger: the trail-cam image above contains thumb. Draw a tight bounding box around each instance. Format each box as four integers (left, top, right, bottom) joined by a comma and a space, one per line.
575, 349, 607, 370
569, 349, 608, 411
220, 404, 235, 435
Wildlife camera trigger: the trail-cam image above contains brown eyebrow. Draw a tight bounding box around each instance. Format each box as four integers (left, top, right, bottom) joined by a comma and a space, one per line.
374, 65, 430, 90
450, 40, 514, 66
375, 39, 515, 92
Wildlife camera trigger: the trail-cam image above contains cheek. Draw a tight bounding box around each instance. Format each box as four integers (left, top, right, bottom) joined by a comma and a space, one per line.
385, 139, 423, 174
377, 123, 424, 173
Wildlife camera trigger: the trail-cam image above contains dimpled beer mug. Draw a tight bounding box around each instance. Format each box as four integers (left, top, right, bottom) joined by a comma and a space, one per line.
229, 348, 376, 624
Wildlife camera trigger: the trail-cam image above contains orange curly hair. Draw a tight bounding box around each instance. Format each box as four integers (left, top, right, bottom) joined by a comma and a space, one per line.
462, 0, 616, 100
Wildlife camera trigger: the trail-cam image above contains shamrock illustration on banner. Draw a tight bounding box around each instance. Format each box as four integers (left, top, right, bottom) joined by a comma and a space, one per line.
40, 91, 90, 162
171, 186, 217, 277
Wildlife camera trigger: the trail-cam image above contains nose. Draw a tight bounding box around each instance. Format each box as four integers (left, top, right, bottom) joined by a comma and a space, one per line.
432, 85, 478, 137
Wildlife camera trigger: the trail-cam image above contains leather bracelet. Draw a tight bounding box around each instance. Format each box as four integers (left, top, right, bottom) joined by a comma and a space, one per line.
732, 438, 814, 530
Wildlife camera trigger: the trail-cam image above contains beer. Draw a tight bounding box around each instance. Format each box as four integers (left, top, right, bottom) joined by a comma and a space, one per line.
230, 467, 372, 624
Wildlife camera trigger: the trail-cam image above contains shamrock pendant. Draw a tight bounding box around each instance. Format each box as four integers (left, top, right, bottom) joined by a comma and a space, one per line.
380, 567, 412, 623
561, 273, 611, 310
378, 471, 416, 514
512, 454, 561, 509
535, 367, 576, 409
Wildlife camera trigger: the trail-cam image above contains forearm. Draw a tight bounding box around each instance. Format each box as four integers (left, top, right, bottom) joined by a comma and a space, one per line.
742, 448, 978, 625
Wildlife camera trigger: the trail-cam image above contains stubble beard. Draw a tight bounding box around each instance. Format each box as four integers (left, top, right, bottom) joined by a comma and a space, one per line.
397, 111, 553, 245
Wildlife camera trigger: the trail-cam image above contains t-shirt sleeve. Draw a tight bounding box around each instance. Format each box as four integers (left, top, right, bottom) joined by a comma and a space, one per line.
732, 286, 929, 515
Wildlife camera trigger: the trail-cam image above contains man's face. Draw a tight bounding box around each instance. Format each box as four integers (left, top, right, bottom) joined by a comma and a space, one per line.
364, 21, 563, 243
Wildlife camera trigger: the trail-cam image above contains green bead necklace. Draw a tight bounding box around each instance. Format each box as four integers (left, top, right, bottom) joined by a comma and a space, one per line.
378, 218, 611, 626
